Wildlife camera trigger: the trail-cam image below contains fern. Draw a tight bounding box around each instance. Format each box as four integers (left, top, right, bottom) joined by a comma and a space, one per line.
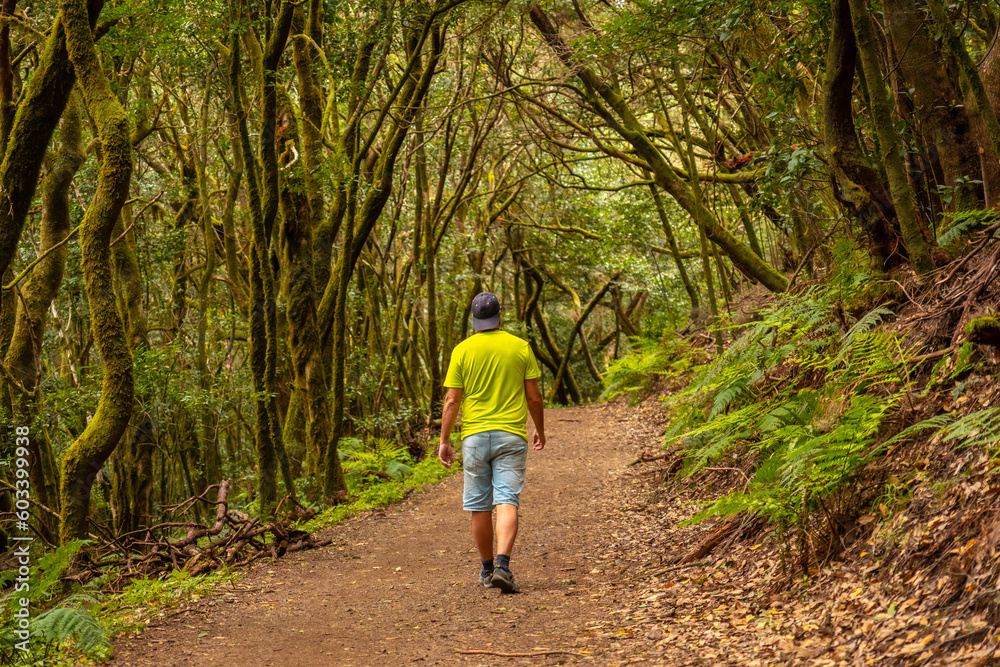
937, 208, 998, 246
601, 335, 690, 400
834, 305, 894, 365
936, 408, 1000, 450
0, 540, 109, 662
610, 257, 989, 571
340, 436, 414, 480
880, 414, 954, 451
32, 606, 107, 652
651, 269, 920, 534
707, 363, 754, 419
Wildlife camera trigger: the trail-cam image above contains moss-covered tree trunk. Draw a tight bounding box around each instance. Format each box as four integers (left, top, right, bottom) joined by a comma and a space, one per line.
109, 198, 154, 535
972, 20, 1000, 206
822, 0, 901, 266
649, 183, 699, 316
549, 275, 617, 403
517, 257, 580, 403
848, 0, 935, 274
57, 0, 134, 543
414, 113, 443, 418
4, 95, 85, 539
925, 0, 1000, 167
312, 9, 379, 499
0, 12, 90, 295
277, 83, 331, 484
228, 0, 297, 516
660, 64, 766, 264
322, 20, 447, 501
0, 0, 18, 156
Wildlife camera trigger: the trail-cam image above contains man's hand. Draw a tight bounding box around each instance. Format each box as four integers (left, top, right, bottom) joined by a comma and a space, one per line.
525, 378, 545, 452
532, 431, 546, 451
438, 387, 462, 468
438, 441, 454, 468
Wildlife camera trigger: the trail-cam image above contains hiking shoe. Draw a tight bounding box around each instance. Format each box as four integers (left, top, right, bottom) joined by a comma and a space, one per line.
479, 570, 494, 588
490, 567, 520, 594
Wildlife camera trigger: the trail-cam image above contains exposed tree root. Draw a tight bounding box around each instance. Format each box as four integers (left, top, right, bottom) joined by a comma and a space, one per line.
78, 480, 330, 581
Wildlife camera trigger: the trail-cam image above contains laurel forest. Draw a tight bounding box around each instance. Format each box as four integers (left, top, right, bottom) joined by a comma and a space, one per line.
1, 0, 1000, 660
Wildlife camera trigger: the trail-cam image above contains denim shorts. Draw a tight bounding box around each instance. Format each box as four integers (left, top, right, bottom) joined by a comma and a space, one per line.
461, 430, 528, 511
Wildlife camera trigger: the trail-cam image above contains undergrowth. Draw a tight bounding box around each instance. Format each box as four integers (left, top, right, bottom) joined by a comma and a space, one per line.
601, 335, 696, 402
0, 541, 109, 666
609, 244, 1000, 573
298, 440, 458, 533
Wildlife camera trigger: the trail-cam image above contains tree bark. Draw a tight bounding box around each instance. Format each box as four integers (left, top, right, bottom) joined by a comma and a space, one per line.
277, 83, 330, 483
848, 0, 935, 274
5, 95, 85, 538
323, 20, 447, 500
57, 0, 134, 543
228, 0, 298, 517
883, 0, 982, 213
823, 0, 903, 267
0, 9, 93, 296
925, 0, 1000, 166
973, 19, 1000, 206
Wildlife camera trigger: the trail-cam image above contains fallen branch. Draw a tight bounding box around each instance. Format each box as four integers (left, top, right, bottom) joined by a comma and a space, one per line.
161, 483, 223, 514
455, 649, 583, 657
628, 452, 671, 466
83, 479, 327, 579
678, 516, 742, 564
907, 347, 954, 366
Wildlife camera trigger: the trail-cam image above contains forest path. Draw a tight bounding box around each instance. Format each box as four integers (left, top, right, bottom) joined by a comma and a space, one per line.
111, 403, 665, 666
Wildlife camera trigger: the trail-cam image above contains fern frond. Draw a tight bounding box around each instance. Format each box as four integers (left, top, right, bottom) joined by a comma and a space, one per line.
879, 414, 954, 451
938, 209, 998, 246
834, 306, 894, 365
32, 606, 108, 652
937, 408, 1000, 450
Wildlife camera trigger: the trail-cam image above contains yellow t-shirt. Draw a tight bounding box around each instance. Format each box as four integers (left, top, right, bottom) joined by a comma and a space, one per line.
443, 330, 541, 440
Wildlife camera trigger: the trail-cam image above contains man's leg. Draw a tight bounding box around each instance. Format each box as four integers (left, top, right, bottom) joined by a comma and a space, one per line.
495, 503, 518, 557
490, 433, 527, 593
471, 510, 494, 562
463, 434, 496, 586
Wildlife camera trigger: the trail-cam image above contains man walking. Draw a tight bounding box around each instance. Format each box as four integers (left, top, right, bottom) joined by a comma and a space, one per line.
438, 292, 545, 593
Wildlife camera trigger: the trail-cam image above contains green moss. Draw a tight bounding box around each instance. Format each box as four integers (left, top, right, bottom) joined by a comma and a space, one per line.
965, 316, 1000, 348
58, 0, 136, 544
0, 17, 81, 283
853, 279, 905, 312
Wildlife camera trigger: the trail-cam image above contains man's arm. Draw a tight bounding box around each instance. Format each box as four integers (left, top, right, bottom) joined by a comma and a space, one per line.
438, 387, 463, 467
525, 378, 546, 450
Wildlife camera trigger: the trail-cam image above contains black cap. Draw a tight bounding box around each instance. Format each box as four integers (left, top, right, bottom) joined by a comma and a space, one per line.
471, 292, 501, 331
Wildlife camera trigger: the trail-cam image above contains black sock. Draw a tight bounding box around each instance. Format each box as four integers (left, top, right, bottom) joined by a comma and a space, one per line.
481, 559, 494, 575
496, 554, 511, 572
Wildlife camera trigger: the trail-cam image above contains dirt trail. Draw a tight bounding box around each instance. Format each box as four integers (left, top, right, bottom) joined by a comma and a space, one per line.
112, 404, 660, 666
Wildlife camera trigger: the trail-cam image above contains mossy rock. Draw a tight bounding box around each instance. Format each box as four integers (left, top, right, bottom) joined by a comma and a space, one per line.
965, 317, 1000, 349
849, 278, 904, 315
